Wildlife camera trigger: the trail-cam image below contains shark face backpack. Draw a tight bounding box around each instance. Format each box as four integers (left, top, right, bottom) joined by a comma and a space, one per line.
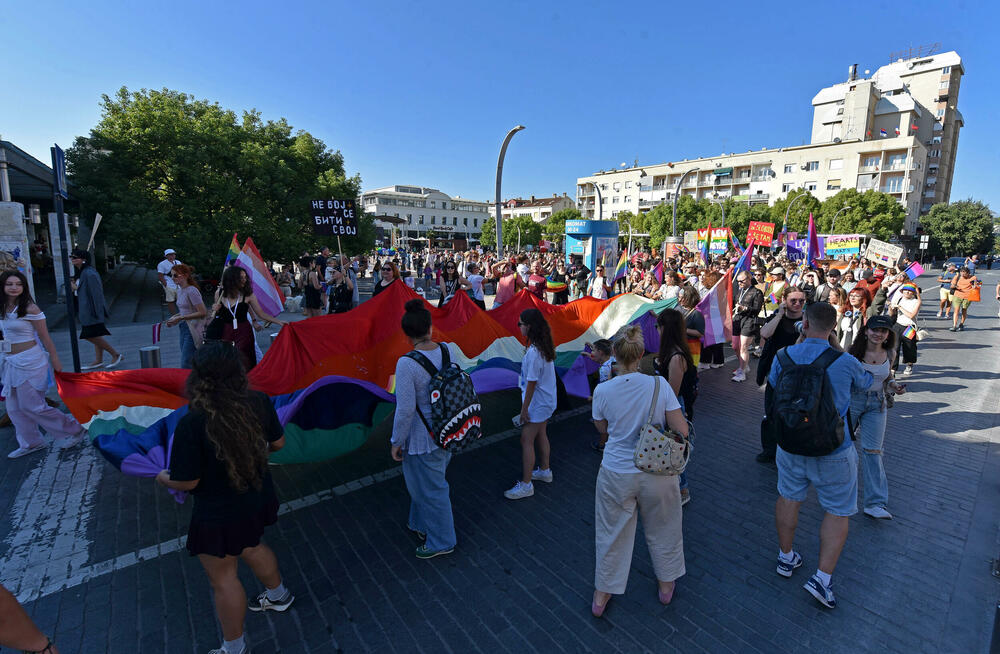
405, 344, 483, 451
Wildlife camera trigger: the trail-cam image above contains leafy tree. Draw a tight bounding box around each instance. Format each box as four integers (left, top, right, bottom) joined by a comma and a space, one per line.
921, 200, 995, 257
817, 189, 905, 240
542, 207, 580, 242
478, 215, 542, 250
66, 87, 368, 274
478, 217, 497, 248
769, 189, 821, 235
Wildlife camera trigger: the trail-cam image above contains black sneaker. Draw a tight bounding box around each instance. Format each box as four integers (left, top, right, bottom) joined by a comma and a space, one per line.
776, 551, 802, 578
248, 589, 295, 612
803, 574, 836, 609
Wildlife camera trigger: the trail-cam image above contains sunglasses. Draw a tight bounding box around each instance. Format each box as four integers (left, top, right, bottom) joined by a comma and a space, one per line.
446, 266, 456, 270
381, 267, 393, 272
787, 298, 805, 304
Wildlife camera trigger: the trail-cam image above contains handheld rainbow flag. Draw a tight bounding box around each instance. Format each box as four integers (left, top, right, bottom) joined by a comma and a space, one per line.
224, 233, 241, 268
902, 324, 917, 340
806, 213, 821, 269
733, 243, 754, 274
730, 231, 744, 255
545, 276, 568, 293
701, 221, 712, 264
613, 250, 629, 282
235, 237, 285, 317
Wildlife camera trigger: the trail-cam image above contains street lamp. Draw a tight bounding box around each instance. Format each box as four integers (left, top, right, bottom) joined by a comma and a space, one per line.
832, 205, 852, 233
515, 222, 522, 253
663, 167, 699, 263
710, 197, 727, 229
592, 181, 603, 220
495, 125, 525, 258
782, 192, 809, 244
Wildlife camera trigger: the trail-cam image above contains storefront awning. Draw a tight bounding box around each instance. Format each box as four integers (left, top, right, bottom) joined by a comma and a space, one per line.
714, 167, 733, 176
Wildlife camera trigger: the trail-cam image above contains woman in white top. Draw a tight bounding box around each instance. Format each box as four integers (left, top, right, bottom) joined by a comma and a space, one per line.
591, 325, 689, 617
587, 265, 613, 300
657, 272, 682, 302
504, 309, 558, 500
848, 315, 907, 519
465, 262, 487, 310
888, 282, 921, 376
0, 271, 87, 459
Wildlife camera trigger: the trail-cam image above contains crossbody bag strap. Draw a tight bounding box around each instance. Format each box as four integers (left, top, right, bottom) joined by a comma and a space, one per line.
646, 376, 660, 427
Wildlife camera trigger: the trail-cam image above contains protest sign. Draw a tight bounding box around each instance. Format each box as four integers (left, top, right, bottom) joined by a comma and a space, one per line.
865, 238, 904, 266
683, 231, 699, 252
824, 234, 862, 257
696, 227, 730, 255
310, 199, 358, 236
746, 221, 775, 247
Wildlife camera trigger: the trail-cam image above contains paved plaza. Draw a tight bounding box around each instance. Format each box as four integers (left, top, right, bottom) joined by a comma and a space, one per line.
1, 270, 998, 653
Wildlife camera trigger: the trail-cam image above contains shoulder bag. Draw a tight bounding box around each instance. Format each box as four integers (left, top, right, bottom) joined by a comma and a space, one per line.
633, 376, 692, 476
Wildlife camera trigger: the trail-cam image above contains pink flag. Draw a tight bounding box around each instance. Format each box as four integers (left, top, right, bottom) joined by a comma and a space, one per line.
696, 270, 733, 346
235, 237, 285, 317
904, 261, 925, 280
152, 322, 161, 344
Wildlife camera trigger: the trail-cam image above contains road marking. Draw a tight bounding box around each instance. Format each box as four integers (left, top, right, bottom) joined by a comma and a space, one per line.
8, 406, 590, 604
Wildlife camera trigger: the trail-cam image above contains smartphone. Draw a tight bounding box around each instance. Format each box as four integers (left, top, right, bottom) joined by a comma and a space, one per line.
512, 415, 523, 428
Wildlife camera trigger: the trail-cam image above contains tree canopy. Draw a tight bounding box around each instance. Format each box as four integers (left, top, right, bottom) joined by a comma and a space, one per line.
67, 87, 372, 274
920, 200, 995, 257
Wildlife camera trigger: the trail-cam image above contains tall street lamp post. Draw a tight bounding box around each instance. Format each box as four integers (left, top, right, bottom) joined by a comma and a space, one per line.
495, 125, 525, 258
832, 205, 852, 233
710, 197, 727, 229
663, 167, 699, 263
592, 181, 603, 220
782, 192, 809, 245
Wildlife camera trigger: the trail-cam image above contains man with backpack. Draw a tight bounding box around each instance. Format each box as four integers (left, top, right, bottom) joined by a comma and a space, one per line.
767, 301, 876, 609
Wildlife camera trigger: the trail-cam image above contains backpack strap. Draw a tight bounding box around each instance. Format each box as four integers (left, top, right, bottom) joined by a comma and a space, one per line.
438, 342, 451, 369
811, 348, 844, 371
776, 347, 793, 371
404, 349, 439, 378
646, 376, 660, 427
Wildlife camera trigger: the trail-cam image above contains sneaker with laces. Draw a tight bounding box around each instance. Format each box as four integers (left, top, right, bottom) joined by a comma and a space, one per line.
901, 365, 913, 377
863, 506, 893, 520
504, 480, 534, 500
7, 444, 46, 459
247, 589, 295, 612
697, 362, 711, 371
803, 574, 836, 608
531, 467, 553, 483
776, 551, 802, 577
731, 369, 746, 382
415, 544, 454, 559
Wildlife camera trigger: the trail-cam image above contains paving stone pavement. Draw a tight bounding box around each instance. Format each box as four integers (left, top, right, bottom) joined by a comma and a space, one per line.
1, 270, 998, 653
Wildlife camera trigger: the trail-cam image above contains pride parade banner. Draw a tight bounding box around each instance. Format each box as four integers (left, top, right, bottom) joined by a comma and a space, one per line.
824, 235, 862, 257
746, 221, 775, 247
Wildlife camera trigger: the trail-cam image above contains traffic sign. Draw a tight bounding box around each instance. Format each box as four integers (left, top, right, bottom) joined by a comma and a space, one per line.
51, 144, 68, 199
920, 234, 930, 243
919, 242, 928, 249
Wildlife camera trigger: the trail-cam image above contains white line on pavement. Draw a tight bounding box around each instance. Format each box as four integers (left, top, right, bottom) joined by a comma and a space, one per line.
10, 406, 590, 604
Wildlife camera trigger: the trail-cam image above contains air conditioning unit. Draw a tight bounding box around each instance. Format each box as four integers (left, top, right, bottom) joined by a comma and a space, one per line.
800, 164, 808, 170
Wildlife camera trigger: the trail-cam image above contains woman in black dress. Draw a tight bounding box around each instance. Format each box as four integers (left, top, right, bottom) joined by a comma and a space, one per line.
327, 264, 354, 314
301, 256, 323, 318
156, 343, 294, 654
437, 261, 470, 307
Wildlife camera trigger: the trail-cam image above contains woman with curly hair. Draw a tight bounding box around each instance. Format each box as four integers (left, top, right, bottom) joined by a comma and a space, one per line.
505, 308, 558, 500
156, 343, 294, 654
164, 264, 207, 369
206, 266, 286, 370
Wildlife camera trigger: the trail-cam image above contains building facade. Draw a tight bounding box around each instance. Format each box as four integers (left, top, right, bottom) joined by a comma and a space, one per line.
576, 51, 964, 234
488, 194, 575, 223
360, 185, 490, 246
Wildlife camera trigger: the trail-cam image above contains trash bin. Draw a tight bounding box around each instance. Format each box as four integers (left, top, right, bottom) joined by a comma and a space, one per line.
139, 346, 161, 369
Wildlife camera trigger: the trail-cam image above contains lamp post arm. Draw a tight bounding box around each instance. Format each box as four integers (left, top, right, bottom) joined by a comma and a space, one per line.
495, 125, 525, 258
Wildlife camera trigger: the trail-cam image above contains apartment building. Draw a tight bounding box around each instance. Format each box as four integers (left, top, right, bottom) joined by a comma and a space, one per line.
359, 185, 489, 244
488, 193, 575, 223
576, 51, 964, 234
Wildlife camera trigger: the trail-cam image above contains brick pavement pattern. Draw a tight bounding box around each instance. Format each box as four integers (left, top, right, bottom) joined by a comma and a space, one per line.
1, 270, 998, 653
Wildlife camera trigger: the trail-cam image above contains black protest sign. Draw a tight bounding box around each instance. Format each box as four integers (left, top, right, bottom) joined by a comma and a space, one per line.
310, 199, 358, 236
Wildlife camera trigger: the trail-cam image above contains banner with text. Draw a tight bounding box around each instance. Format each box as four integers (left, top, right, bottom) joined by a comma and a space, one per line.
824, 234, 862, 257
696, 227, 731, 255
865, 238, 904, 266
310, 199, 359, 236
746, 221, 775, 247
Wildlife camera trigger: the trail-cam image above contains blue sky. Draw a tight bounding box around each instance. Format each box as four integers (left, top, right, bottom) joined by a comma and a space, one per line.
4, 1, 999, 211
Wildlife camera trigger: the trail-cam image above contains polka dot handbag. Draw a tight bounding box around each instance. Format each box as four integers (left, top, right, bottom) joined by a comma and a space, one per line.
632, 376, 692, 476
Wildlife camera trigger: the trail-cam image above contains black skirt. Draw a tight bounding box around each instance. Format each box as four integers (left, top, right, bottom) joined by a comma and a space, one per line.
80, 323, 111, 339
186, 498, 279, 558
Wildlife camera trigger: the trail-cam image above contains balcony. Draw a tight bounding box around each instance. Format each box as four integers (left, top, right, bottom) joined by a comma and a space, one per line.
857, 182, 877, 191
652, 184, 666, 191
859, 165, 880, 173
734, 176, 751, 183
639, 185, 653, 192
881, 185, 914, 194
751, 175, 772, 182
713, 176, 733, 185
639, 199, 663, 208
749, 193, 769, 202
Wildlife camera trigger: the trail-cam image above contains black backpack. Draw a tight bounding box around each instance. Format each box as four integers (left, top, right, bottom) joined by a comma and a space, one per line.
767, 348, 845, 456
405, 344, 483, 451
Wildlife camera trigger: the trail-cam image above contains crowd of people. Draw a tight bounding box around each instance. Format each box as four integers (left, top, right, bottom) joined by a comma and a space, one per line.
2, 236, 996, 654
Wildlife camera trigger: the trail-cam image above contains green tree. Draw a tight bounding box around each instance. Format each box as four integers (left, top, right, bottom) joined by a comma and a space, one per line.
769, 189, 821, 235
817, 189, 905, 241
66, 87, 366, 274
478, 217, 497, 248
504, 215, 544, 250
647, 196, 707, 247
921, 200, 995, 256
542, 207, 580, 242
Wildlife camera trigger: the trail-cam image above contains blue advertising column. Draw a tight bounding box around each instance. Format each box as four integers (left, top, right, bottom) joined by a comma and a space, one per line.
565, 220, 619, 272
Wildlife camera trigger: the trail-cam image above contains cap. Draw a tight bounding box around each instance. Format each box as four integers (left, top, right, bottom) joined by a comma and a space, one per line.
947, 262, 957, 268
164, 248, 176, 256
867, 315, 894, 330
70, 248, 90, 262
827, 268, 841, 277
770, 267, 785, 275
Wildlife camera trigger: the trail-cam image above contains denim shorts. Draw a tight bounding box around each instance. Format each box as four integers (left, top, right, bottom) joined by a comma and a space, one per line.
776, 444, 858, 517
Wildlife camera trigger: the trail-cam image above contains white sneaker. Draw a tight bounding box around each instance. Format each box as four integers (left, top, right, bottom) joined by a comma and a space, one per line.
504, 481, 534, 500
697, 363, 711, 371
7, 444, 46, 459
863, 506, 893, 520
732, 369, 746, 382
901, 365, 913, 377
709, 363, 724, 369
531, 468, 553, 483
104, 353, 125, 369
81, 361, 104, 370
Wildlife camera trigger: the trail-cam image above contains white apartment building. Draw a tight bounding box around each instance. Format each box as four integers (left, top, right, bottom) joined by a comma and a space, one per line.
488, 193, 575, 223
576, 51, 964, 234
360, 185, 490, 245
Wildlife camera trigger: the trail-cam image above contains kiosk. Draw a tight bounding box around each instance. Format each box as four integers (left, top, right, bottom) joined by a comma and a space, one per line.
565, 220, 619, 272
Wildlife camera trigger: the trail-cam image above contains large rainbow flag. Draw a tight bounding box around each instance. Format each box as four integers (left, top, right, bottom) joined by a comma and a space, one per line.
58, 283, 676, 492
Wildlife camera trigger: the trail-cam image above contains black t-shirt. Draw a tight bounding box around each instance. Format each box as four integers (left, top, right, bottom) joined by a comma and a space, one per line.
169, 391, 283, 522
756, 314, 801, 385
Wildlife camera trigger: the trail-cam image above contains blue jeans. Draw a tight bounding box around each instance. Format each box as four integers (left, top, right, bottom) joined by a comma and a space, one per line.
179, 324, 197, 369
850, 391, 889, 509
401, 448, 456, 552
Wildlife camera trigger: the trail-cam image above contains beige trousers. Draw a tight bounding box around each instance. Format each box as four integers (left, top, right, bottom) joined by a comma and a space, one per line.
594, 466, 685, 594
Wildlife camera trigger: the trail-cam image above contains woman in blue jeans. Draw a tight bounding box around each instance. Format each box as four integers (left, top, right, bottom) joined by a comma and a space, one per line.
165, 264, 207, 368
847, 315, 907, 520
390, 299, 457, 559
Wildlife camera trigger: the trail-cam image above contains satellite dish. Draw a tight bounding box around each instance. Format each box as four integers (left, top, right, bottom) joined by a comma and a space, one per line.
620, 162, 627, 167
864, 69, 870, 75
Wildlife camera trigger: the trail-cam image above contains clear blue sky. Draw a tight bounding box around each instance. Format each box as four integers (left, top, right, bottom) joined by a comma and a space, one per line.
4, 1, 999, 211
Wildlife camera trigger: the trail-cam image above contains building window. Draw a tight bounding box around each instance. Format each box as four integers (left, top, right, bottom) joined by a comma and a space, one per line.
430, 216, 436, 225
463, 217, 468, 226
939, 81, 949, 89
936, 109, 945, 117
613, 183, 621, 192
887, 153, 906, 169
473, 219, 478, 227
418, 215, 424, 225
602, 197, 608, 204
783, 164, 793, 174
782, 183, 793, 193
611, 211, 619, 218
805, 161, 819, 171
612, 196, 620, 204
884, 177, 903, 192
441, 201, 447, 209
805, 181, 817, 191
407, 214, 413, 223
828, 158, 843, 170
827, 179, 841, 190
625, 181, 632, 189
862, 155, 880, 169
931, 136, 942, 144
624, 195, 631, 203
453, 217, 458, 226
942, 66, 951, 74
928, 149, 941, 158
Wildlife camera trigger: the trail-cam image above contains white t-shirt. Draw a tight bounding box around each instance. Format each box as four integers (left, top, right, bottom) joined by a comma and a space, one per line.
589, 276, 609, 299
894, 296, 920, 327
658, 284, 681, 301
467, 274, 485, 301
592, 372, 682, 474
519, 345, 557, 423
598, 356, 617, 383
157, 258, 181, 289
